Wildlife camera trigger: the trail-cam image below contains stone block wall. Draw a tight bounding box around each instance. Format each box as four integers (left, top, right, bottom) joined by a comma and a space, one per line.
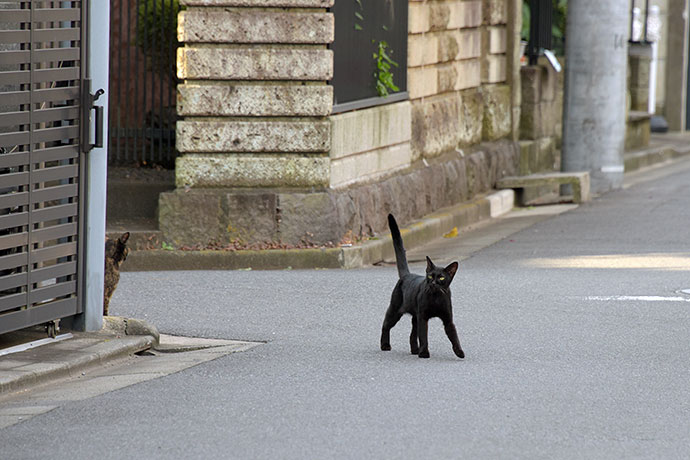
175, 0, 334, 189
162, 0, 522, 247
408, 0, 513, 161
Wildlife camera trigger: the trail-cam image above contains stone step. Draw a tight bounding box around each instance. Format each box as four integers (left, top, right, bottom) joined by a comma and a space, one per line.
106, 220, 162, 251
497, 171, 591, 204
106, 167, 174, 224
626, 110, 651, 151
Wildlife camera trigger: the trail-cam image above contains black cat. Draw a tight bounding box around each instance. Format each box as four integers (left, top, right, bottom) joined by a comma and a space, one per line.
380, 214, 465, 359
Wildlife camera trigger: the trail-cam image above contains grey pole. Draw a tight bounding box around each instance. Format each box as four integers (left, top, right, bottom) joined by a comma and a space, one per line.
562, 0, 629, 193
75, 2, 109, 331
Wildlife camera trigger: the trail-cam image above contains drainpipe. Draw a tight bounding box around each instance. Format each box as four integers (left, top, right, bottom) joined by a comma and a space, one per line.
562, 0, 628, 193
74, 2, 109, 332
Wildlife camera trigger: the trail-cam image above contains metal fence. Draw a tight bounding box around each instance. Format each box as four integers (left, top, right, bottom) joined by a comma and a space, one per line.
108, 0, 180, 167
330, 0, 408, 113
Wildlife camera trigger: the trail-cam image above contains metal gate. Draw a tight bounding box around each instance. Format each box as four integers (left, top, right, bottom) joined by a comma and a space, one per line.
0, 1, 91, 335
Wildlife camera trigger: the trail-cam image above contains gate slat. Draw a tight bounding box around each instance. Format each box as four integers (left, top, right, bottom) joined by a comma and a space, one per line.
0, 152, 29, 169
0, 297, 78, 335
0, 192, 29, 211
32, 125, 80, 144
0, 291, 27, 314
31, 164, 78, 183
0, 271, 27, 293
31, 222, 77, 245
0, 131, 30, 149
33, 87, 80, 105
0, 171, 29, 189
0, 90, 30, 107
33, 67, 80, 84
33, 204, 78, 225
33, 28, 81, 43
30, 241, 76, 265
34, 8, 82, 23
30, 280, 76, 306
0, 211, 28, 230
0, 232, 28, 251
33, 145, 79, 163
33, 106, 81, 124
32, 184, 78, 204
0, 111, 29, 128
0, 9, 31, 23
0, 70, 30, 86
0, 50, 30, 66
0, 30, 30, 45
0, 251, 27, 273
33, 47, 81, 63
30, 261, 77, 285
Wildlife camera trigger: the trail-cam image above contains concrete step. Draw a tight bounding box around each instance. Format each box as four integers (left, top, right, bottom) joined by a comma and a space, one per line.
497, 171, 591, 205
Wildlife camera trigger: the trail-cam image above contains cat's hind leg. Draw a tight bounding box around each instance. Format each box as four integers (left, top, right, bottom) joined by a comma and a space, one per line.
409, 315, 419, 354
381, 283, 403, 351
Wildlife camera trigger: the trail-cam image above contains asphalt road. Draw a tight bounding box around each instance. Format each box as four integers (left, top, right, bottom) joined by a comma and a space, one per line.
3, 159, 690, 459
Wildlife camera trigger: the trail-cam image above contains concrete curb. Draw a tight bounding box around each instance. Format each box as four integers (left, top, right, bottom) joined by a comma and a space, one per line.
0, 317, 157, 396
123, 191, 513, 271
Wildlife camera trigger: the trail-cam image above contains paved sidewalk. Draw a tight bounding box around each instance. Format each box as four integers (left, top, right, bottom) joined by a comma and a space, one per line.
0, 317, 157, 396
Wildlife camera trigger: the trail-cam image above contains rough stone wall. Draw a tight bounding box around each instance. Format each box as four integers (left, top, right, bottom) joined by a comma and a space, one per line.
408, 0, 513, 161
518, 62, 562, 176
175, 0, 334, 188
162, 0, 522, 247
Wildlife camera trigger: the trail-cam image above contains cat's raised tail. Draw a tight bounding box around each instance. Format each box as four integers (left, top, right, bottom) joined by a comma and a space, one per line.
388, 214, 410, 278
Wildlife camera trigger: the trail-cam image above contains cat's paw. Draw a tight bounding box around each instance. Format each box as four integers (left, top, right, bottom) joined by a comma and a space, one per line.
381, 343, 392, 351
418, 350, 430, 358
454, 348, 465, 359
410, 348, 419, 355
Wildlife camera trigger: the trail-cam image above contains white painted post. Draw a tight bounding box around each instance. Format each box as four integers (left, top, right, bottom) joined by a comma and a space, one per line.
74, 2, 109, 331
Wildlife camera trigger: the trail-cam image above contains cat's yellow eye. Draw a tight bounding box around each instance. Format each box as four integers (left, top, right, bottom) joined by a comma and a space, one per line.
427, 275, 432, 279
439, 277, 445, 281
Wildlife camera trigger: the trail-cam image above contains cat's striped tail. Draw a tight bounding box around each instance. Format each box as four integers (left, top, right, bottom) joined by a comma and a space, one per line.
388, 214, 410, 278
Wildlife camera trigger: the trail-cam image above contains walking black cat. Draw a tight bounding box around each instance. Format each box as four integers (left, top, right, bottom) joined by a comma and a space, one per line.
380, 214, 465, 359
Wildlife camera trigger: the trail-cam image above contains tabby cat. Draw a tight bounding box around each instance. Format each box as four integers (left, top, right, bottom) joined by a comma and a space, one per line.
380, 215, 465, 359
103, 232, 130, 316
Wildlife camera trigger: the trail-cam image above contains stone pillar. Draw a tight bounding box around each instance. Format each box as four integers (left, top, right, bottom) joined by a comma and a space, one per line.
162, 0, 334, 246
562, 0, 629, 193
664, 0, 689, 130
628, 43, 652, 112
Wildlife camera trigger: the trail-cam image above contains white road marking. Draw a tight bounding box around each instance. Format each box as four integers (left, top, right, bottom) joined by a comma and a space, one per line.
585, 295, 690, 302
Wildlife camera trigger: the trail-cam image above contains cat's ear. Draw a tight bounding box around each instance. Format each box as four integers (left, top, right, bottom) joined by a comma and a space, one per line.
426, 256, 436, 272
119, 232, 130, 244
444, 261, 459, 281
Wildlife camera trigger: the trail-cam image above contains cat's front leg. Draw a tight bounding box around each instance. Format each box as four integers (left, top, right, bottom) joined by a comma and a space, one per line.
417, 316, 430, 358
443, 321, 465, 359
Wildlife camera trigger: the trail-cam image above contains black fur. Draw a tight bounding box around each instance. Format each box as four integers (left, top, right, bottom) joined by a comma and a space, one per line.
380, 214, 465, 359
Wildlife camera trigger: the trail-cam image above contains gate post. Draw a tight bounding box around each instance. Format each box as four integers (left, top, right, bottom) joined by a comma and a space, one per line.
74, 2, 110, 332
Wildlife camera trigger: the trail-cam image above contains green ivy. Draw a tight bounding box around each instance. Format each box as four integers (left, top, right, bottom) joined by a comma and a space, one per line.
373, 40, 399, 97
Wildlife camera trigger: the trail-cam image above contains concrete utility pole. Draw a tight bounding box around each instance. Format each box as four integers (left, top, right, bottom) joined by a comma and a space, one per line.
562, 0, 629, 193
